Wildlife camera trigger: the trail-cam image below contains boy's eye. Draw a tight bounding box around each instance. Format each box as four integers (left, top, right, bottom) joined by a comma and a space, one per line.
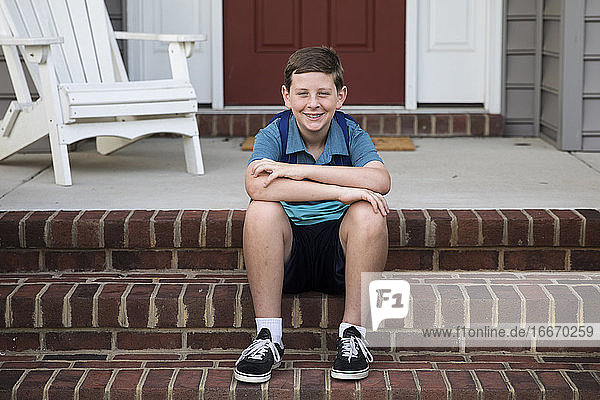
318, 92, 330, 96
297, 91, 308, 96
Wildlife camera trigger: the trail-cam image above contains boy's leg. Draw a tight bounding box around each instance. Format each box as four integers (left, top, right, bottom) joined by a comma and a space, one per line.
339, 200, 388, 325
243, 200, 293, 319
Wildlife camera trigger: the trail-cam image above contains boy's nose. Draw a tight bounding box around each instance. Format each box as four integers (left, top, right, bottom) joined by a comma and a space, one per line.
307, 94, 319, 107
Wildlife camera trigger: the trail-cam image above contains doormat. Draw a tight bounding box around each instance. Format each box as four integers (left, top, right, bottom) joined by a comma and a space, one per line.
241, 136, 415, 151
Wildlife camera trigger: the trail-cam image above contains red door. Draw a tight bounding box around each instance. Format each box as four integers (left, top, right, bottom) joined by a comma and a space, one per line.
224, 0, 405, 105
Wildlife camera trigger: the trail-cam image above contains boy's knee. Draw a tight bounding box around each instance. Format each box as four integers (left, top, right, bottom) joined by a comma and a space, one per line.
345, 201, 387, 234
246, 200, 287, 224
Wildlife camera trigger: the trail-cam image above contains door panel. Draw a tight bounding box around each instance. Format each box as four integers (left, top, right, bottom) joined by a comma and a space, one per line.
224, 0, 405, 105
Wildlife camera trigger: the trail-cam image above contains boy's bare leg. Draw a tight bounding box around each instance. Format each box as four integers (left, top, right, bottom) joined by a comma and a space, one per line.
243, 200, 294, 318
339, 201, 388, 326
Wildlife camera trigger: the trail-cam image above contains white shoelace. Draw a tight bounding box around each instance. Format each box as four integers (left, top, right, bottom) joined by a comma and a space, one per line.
340, 336, 374, 363
235, 339, 281, 365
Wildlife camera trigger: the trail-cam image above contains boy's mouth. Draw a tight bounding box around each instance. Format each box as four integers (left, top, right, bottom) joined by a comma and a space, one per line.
304, 113, 324, 121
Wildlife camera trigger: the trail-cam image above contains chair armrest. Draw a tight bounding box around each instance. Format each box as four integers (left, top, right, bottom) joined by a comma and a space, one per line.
0, 36, 63, 46
114, 31, 207, 43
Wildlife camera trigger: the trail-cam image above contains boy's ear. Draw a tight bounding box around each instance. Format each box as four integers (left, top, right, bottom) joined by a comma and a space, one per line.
281, 85, 292, 109
336, 86, 348, 110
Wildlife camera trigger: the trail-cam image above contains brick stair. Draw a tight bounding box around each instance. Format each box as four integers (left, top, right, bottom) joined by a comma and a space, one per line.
1, 209, 600, 398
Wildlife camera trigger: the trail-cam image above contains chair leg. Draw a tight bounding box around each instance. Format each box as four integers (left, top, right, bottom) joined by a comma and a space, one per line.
183, 135, 204, 175
48, 126, 72, 186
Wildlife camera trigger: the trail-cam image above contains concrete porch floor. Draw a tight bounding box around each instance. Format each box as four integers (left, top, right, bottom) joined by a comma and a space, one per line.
0, 136, 599, 210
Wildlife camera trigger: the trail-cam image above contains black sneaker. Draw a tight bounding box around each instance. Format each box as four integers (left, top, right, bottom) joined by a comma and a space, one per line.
234, 328, 284, 383
330, 326, 373, 380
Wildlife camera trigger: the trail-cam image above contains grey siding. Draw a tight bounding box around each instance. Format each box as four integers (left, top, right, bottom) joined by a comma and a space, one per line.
582, 0, 600, 149
0, 0, 125, 115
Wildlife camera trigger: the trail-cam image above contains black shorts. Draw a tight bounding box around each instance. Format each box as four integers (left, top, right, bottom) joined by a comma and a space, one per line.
283, 216, 346, 295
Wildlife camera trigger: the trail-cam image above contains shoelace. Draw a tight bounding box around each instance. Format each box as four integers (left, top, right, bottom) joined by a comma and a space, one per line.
235, 339, 281, 365
339, 336, 374, 363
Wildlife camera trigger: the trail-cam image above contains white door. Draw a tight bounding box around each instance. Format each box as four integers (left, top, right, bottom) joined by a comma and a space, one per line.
417, 0, 486, 103
126, 0, 211, 103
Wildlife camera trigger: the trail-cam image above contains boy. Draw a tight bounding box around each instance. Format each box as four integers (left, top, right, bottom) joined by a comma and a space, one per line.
235, 47, 390, 383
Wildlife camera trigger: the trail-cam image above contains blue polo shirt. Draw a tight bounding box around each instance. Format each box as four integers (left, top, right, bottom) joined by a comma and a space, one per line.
248, 113, 383, 225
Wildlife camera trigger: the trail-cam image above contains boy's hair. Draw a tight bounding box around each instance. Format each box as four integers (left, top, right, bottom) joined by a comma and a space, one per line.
284, 46, 344, 92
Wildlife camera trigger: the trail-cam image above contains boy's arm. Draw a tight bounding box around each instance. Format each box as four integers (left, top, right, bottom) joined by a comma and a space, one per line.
249, 159, 391, 195
245, 163, 389, 215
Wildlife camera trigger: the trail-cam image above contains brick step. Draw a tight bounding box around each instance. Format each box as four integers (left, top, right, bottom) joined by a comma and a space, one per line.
2, 271, 599, 353
195, 112, 505, 137
1, 209, 599, 272
2, 350, 600, 399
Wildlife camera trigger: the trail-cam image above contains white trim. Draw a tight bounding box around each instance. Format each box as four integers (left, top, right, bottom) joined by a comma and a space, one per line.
211, 0, 224, 109
404, 0, 418, 110
198, 105, 487, 114
485, 0, 503, 113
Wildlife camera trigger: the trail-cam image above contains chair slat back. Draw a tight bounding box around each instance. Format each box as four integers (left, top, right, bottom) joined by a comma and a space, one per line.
0, 0, 119, 85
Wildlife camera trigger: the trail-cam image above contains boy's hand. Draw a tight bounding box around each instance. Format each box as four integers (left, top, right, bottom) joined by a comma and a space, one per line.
251, 159, 306, 187
338, 187, 389, 216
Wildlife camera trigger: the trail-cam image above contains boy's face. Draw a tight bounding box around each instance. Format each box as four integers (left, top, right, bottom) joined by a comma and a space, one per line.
282, 72, 347, 140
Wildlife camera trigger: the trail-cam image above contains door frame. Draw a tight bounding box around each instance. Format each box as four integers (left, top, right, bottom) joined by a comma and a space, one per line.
211, 0, 502, 111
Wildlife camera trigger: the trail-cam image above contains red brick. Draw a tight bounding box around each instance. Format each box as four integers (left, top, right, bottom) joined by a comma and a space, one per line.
182, 283, 209, 328
544, 285, 579, 323
196, 114, 213, 137
382, 115, 399, 134
525, 209, 555, 246
519, 285, 551, 323
177, 249, 238, 269
504, 250, 566, 271
248, 114, 265, 136
551, 210, 583, 246
40, 283, 73, 327
474, 371, 511, 399
231, 210, 245, 247
44, 250, 105, 271
211, 283, 237, 327
16, 370, 54, 399
439, 250, 499, 270
330, 374, 357, 398
78, 369, 113, 400
402, 210, 426, 246
215, 114, 231, 136
48, 369, 85, 399
571, 250, 600, 271
117, 332, 182, 350
416, 370, 447, 400
267, 369, 295, 400
97, 283, 128, 327
445, 370, 478, 399
438, 285, 466, 326
11, 284, 45, 327
489, 114, 504, 136
0, 285, 17, 328
239, 284, 255, 328
327, 294, 345, 328
46, 331, 111, 350
126, 284, 154, 327
534, 371, 573, 400
0, 370, 25, 398
154, 210, 179, 248
172, 369, 204, 400
417, 115, 433, 135
188, 331, 252, 350
298, 291, 323, 328
477, 210, 504, 246
0, 333, 39, 351
142, 369, 175, 400
156, 284, 183, 328
299, 369, 326, 399
577, 209, 600, 246
490, 285, 522, 324
0, 211, 28, 247
359, 370, 388, 400
127, 210, 154, 248
388, 370, 420, 399
103, 210, 130, 248
502, 210, 530, 246
180, 210, 204, 247
398, 114, 414, 134
366, 114, 382, 134
232, 114, 248, 137
453, 210, 480, 246
0, 250, 39, 271
470, 114, 485, 136
570, 286, 600, 324
386, 249, 434, 270
504, 371, 542, 399
386, 210, 402, 247
452, 114, 467, 134
75, 210, 105, 248
235, 379, 263, 398
112, 250, 172, 270
110, 369, 143, 399
204, 369, 232, 400
205, 210, 229, 247
435, 115, 450, 134
23, 211, 53, 248
428, 210, 452, 247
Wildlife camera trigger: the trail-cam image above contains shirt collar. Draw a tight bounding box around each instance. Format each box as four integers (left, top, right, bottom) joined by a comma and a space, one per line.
286, 114, 349, 163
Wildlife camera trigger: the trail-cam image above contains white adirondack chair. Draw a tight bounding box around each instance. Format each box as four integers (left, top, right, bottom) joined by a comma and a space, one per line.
0, 0, 205, 185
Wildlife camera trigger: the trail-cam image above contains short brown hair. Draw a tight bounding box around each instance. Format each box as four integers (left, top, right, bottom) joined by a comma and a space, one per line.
284, 46, 344, 92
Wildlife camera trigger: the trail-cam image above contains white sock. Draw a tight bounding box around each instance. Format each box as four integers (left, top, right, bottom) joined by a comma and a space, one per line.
339, 322, 367, 339
256, 318, 283, 347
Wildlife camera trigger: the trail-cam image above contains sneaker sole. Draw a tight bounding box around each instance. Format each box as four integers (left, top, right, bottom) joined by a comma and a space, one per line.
330, 368, 369, 380
234, 361, 281, 383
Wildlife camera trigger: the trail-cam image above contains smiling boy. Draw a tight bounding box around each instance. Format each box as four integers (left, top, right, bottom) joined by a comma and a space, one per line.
235, 47, 390, 383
